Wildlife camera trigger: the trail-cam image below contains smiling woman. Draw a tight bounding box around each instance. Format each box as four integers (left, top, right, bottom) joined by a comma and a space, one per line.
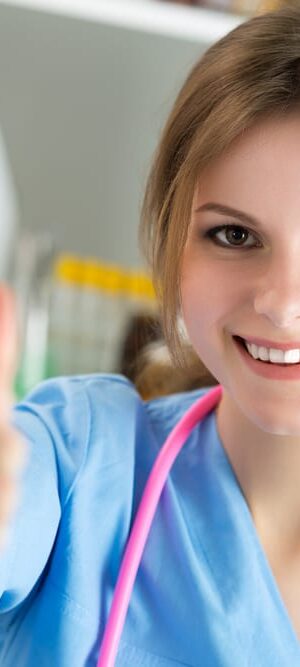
5, 4, 300, 667
139, 4, 300, 379
180, 111, 300, 380
137, 9, 300, 650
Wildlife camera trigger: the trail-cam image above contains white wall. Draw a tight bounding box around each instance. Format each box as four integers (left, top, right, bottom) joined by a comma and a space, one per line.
0, 2, 242, 268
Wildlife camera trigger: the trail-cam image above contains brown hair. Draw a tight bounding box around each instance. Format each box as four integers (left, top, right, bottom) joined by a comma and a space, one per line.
134, 340, 218, 400
139, 3, 300, 389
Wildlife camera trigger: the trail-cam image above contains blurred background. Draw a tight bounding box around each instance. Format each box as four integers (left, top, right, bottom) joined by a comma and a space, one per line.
0, 0, 285, 399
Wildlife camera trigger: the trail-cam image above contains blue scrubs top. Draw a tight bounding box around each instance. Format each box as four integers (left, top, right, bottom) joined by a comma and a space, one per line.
0, 373, 299, 666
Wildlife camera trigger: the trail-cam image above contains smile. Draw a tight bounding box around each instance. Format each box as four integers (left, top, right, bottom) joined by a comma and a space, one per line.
232, 336, 300, 381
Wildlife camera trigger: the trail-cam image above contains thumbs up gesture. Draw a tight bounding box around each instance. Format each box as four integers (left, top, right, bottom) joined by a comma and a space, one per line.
0, 285, 28, 550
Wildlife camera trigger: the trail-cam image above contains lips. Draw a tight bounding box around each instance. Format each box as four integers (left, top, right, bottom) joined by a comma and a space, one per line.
234, 336, 247, 347
233, 336, 250, 353
232, 333, 300, 379
233, 335, 300, 366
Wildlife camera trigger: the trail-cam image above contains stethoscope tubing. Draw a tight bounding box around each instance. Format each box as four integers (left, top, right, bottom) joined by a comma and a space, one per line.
97, 383, 223, 666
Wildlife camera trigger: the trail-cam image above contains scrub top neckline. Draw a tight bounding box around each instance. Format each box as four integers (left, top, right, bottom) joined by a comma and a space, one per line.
210, 405, 300, 649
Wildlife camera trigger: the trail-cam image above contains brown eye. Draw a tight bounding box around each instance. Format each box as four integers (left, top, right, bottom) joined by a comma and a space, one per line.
204, 224, 260, 249
225, 226, 249, 245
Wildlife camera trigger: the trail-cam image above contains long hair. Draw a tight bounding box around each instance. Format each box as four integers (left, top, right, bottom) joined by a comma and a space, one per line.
139, 3, 300, 391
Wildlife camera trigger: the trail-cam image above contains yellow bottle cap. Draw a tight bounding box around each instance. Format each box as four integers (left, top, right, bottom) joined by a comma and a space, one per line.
53, 254, 85, 285
84, 259, 103, 290
102, 264, 122, 294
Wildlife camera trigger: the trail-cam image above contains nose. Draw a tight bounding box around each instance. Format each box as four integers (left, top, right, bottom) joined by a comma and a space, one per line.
254, 250, 300, 329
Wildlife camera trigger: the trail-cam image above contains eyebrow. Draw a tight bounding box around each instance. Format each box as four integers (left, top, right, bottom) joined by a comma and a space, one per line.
194, 202, 263, 229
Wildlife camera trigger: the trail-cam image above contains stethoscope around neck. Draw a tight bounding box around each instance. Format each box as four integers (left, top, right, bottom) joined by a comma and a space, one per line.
97, 384, 223, 667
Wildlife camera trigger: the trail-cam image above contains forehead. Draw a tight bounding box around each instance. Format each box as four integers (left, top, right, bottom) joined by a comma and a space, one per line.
194, 114, 300, 215
226, 113, 300, 162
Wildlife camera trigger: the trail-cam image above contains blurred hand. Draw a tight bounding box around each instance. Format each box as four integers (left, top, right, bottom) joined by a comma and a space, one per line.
0, 284, 28, 551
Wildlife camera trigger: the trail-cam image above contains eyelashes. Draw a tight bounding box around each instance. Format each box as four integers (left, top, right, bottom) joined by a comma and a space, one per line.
202, 224, 262, 250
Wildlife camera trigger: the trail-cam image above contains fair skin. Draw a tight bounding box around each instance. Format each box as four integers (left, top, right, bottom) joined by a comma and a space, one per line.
181, 114, 300, 583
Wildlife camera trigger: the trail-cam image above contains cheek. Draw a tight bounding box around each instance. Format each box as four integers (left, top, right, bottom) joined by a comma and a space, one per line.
181, 277, 205, 321
180, 273, 213, 349
180, 274, 233, 386
180, 265, 237, 353
181, 261, 224, 322
181, 250, 248, 322
180, 276, 222, 381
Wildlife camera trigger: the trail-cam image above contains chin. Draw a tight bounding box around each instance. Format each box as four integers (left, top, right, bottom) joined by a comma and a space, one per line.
238, 392, 300, 438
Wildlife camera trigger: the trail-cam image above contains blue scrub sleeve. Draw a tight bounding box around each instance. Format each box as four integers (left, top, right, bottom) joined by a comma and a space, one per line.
0, 376, 90, 614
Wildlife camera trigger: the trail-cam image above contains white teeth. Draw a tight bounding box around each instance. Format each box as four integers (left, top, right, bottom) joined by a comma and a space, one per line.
245, 341, 300, 364
244, 342, 258, 358
285, 349, 300, 363
258, 345, 269, 362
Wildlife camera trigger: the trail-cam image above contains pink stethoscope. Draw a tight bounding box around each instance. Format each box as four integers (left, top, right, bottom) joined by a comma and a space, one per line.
97, 383, 223, 666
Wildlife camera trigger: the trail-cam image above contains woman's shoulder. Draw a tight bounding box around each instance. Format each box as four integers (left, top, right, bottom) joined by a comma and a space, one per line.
13, 372, 141, 426
22, 371, 211, 419
12, 372, 213, 441
75, 372, 212, 435
11, 373, 213, 492
12, 372, 142, 463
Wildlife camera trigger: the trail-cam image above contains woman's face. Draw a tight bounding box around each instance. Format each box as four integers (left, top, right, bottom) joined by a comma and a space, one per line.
180, 113, 300, 434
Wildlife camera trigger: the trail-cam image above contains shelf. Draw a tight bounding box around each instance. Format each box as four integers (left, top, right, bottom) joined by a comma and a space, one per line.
0, 0, 243, 43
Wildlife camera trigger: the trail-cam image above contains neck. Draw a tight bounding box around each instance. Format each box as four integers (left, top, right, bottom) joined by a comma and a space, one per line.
215, 390, 300, 563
